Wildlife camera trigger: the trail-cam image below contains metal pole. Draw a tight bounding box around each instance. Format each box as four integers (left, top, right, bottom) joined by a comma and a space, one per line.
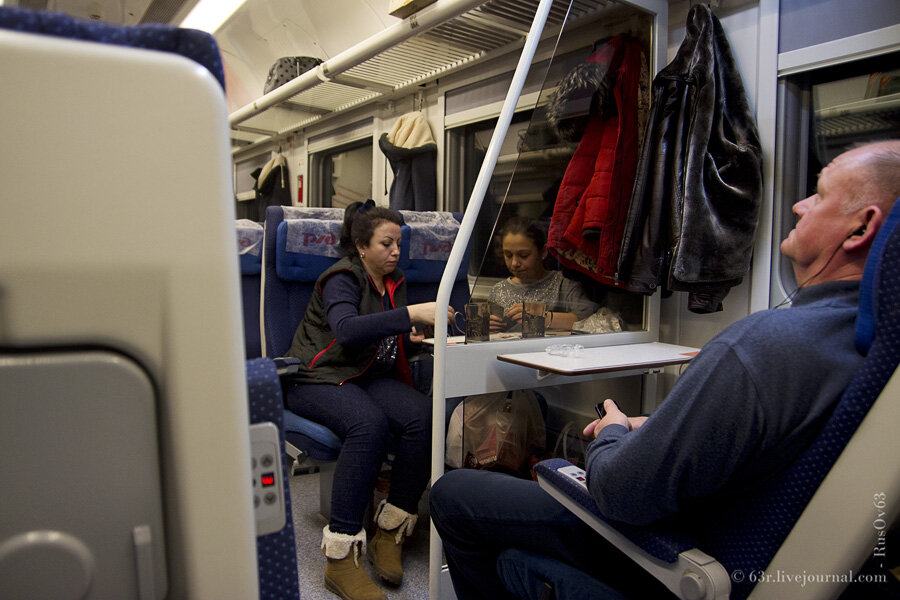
428, 0, 556, 596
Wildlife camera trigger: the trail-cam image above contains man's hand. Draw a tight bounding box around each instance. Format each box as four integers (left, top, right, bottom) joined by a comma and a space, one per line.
627, 416, 648, 429
583, 399, 645, 439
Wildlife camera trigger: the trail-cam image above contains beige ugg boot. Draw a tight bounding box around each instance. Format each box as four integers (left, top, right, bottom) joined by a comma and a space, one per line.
322, 526, 386, 600
366, 500, 417, 585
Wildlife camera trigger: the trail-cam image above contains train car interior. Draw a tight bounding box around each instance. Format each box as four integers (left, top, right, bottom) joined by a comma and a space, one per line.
0, 0, 898, 599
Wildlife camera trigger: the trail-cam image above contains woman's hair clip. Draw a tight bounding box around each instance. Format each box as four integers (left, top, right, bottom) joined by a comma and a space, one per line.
357, 199, 376, 213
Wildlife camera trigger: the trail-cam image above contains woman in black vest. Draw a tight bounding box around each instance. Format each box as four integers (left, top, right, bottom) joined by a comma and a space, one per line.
284, 200, 452, 600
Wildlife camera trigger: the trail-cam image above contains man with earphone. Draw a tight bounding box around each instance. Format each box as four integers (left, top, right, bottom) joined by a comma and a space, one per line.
430, 140, 900, 600
779, 144, 893, 293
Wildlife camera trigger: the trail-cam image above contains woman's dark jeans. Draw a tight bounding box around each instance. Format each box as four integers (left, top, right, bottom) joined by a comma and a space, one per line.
286, 376, 431, 534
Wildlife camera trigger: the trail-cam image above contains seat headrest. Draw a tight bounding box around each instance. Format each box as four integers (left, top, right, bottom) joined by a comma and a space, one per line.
0, 6, 225, 89
273, 208, 467, 284
275, 218, 341, 282
237, 219, 263, 274
855, 198, 900, 355
398, 211, 465, 283
281, 206, 344, 221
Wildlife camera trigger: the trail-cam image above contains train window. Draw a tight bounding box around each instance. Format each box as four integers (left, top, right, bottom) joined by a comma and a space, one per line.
445, 110, 549, 279
234, 153, 269, 220
309, 139, 373, 208
444, 32, 651, 341
773, 51, 900, 303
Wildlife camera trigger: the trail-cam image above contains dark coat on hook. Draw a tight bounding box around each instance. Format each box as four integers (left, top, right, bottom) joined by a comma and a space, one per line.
248, 153, 291, 222
380, 111, 438, 211
616, 4, 763, 313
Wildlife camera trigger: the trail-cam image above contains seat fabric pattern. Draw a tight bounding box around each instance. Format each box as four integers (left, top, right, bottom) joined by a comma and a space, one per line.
239, 222, 264, 359
246, 358, 300, 600
0, 6, 225, 89
533, 458, 695, 563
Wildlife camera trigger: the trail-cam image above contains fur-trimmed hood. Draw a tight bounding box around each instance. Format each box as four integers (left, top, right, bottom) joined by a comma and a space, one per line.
546, 57, 615, 141
546, 35, 649, 143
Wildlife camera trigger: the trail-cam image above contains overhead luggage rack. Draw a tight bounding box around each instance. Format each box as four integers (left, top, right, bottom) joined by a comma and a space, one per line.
815, 93, 900, 138
229, 0, 612, 156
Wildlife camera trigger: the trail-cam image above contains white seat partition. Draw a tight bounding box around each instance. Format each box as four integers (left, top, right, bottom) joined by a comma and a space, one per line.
0, 29, 258, 599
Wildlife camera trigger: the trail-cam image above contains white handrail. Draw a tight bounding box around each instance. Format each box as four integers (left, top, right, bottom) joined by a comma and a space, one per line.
428, 0, 557, 596
228, 0, 485, 127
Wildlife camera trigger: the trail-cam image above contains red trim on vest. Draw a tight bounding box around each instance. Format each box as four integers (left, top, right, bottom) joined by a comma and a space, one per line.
383, 273, 405, 303
308, 338, 336, 370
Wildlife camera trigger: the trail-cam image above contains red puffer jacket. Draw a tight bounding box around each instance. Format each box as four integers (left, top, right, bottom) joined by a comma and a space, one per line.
547, 34, 643, 287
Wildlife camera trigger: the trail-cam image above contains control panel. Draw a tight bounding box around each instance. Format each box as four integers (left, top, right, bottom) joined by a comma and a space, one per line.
558, 464, 588, 489
249, 422, 286, 536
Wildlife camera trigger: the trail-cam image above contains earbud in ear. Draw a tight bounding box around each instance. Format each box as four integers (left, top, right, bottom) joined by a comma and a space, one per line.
850, 226, 866, 238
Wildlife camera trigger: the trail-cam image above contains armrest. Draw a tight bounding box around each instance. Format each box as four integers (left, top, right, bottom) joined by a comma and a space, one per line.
533, 458, 730, 600
272, 356, 300, 375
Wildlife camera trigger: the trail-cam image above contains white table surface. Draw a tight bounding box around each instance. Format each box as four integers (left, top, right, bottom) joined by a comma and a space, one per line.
496, 342, 700, 376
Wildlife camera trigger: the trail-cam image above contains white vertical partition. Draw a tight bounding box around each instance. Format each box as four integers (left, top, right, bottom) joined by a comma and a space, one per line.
0, 30, 256, 599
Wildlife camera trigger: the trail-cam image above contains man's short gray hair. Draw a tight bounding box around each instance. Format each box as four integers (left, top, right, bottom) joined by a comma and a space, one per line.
842, 140, 900, 214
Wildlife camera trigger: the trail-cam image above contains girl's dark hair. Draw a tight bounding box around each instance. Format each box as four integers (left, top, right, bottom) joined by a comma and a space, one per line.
497, 216, 547, 251
340, 200, 403, 256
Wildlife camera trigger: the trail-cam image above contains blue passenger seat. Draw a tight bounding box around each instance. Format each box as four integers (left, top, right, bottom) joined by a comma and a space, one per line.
238, 220, 264, 359
0, 5, 224, 89
246, 358, 301, 600
261, 205, 470, 515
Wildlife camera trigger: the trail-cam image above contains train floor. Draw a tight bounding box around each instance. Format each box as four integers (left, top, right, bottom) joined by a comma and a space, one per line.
288, 469, 431, 600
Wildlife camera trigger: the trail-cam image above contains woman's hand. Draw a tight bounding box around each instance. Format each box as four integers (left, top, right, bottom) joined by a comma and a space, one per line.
407, 302, 455, 326
504, 303, 525, 325
545, 310, 578, 331
489, 314, 509, 333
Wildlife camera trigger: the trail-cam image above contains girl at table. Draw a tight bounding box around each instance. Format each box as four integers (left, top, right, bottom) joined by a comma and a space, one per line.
488, 216, 598, 333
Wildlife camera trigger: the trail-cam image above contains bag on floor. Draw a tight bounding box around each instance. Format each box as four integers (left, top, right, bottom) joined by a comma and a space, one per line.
445, 390, 545, 472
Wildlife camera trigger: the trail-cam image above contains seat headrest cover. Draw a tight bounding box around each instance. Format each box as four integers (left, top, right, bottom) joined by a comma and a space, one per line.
236, 219, 264, 257
280, 206, 345, 261
398, 210, 459, 261
0, 6, 226, 89
855, 199, 900, 355
284, 219, 343, 258
276, 221, 339, 282
282, 206, 344, 221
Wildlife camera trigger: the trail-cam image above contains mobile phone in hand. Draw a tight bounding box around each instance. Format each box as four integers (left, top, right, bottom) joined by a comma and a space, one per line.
594, 402, 606, 420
